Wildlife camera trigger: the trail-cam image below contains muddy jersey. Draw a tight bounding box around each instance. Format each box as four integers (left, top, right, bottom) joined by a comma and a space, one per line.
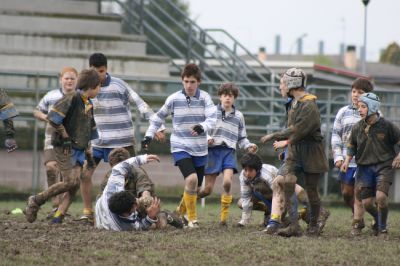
348, 117, 400, 165
47, 91, 97, 150
272, 94, 328, 173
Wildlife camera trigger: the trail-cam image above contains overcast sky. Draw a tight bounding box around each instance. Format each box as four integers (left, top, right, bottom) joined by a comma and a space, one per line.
186, 0, 399, 62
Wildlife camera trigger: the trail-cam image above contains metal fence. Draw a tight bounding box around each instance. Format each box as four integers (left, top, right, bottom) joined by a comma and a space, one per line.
2, 70, 400, 196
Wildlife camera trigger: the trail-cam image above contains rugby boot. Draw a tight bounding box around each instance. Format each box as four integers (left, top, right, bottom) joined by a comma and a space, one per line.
49, 215, 64, 225
186, 220, 200, 229
25, 196, 40, 223
377, 229, 389, 241
350, 219, 365, 236
263, 220, 280, 235
74, 213, 94, 225
306, 225, 320, 237
260, 213, 270, 227
277, 221, 302, 237
164, 210, 184, 229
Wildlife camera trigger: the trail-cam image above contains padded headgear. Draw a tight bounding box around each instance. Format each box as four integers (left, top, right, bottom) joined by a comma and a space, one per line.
281, 68, 307, 97
358, 92, 380, 116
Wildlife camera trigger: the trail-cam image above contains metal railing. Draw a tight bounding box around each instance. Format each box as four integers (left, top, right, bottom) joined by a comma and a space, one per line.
2, 69, 400, 196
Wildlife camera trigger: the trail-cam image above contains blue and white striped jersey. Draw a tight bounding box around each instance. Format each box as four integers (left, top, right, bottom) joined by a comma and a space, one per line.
91, 74, 155, 148
331, 105, 360, 167
95, 154, 157, 231
146, 89, 217, 156
36, 88, 64, 150
208, 104, 253, 150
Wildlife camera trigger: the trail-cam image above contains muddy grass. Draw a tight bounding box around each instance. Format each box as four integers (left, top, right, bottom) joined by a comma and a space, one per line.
1, 201, 400, 266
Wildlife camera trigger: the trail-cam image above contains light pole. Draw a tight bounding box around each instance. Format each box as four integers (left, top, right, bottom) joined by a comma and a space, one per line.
290, 33, 307, 55
361, 0, 370, 74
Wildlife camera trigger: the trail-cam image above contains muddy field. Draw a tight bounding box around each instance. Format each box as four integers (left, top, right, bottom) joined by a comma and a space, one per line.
1, 201, 400, 266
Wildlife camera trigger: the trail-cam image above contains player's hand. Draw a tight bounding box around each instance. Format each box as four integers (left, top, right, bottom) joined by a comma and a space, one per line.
273, 140, 287, 151
335, 160, 343, 169
260, 134, 274, 144
141, 136, 152, 151
154, 130, 166, 143
208, 138, 214, 146
340, 162, 349, 173
146, 154, 160, 163
247, 144, 258, 154
62, 137, 72, 155
4, 138, 17, 152
392, 155, 400, 168
191, 124, 204, 136
146, 197, 161, 220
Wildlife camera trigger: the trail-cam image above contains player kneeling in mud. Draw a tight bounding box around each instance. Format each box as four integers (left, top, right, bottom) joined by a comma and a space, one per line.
237, 153, 311, 233
95, 149, 183, 231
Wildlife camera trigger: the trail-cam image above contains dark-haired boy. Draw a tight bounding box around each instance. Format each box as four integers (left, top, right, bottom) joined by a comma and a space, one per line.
237, 153, 309, 229
342, 92, 400, 239
95, 154, 161, 231
96, 149, 183, 230
78, 53, 165, 224
331, 77, 373, 235
197, 83, 257, 225
25, 69, 100, 224
142, 63, 217, 228
0, 89, 18, 152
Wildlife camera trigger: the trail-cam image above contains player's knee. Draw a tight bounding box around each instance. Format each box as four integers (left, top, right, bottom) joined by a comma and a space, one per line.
45, 161, 58, 172
202, 185, 213, 196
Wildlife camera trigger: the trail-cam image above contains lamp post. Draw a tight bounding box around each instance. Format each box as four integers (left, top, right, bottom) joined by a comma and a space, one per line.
361, 0, 370, 74
290, 33, 308, 55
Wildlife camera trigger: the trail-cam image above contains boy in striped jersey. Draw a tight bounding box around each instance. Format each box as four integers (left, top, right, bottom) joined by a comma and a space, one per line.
34, 67, 78, 210
142, 63, 217, 228
95, 154, 161, 231
331, 78, 373, 235
197, 83, 257, 226
78, 53, 164, 224
0, 88, 18, 152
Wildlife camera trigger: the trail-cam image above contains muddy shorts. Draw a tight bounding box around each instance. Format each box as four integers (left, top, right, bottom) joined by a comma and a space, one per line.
355, 160, 394, 196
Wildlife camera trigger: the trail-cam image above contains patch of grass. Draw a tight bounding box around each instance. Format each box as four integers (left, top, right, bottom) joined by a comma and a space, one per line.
1, 201, 400, 265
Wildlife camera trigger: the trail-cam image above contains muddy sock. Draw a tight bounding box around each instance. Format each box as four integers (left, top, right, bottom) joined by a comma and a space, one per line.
365, 204, 378, 225
176, 195, 186, 216
83, 208, 93, 216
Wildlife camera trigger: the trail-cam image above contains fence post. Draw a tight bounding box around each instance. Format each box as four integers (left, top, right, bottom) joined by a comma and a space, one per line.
31, 74, 40, 193
323, 88, 332, 197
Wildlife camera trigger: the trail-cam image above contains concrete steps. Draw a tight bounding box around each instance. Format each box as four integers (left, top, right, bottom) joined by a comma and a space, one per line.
1, 0, 100, 16
0, 31, 147, 57
0, 0, 171, 78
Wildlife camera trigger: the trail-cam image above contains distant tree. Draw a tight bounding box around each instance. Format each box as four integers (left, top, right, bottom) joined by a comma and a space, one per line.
380, 42, 400, 66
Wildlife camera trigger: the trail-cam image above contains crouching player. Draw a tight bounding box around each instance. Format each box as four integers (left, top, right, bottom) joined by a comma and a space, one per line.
341, 92, 400, 239
96, 148, 183, 230
237, 153, 309, 231
197, 83, 257, 226
25, 69, 100, 224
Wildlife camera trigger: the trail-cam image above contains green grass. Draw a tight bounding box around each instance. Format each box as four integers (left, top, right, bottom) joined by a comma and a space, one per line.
1, 201, 400, 265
